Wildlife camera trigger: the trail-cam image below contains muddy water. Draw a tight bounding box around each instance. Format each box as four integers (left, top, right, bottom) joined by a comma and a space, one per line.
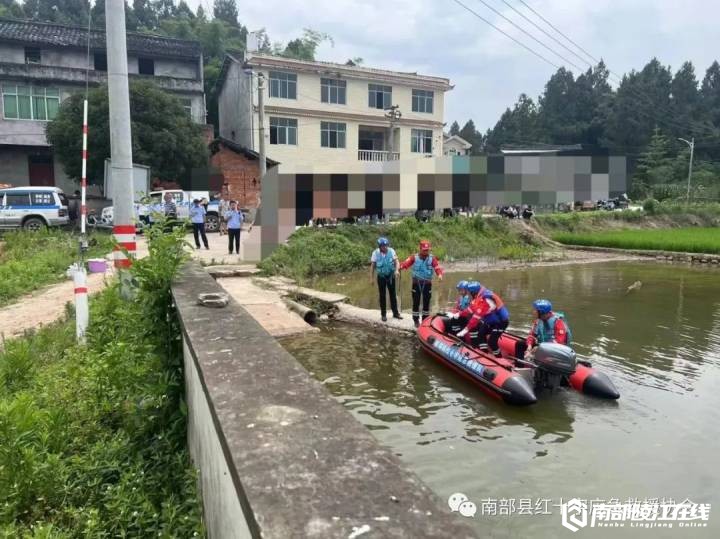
280, 262, 720, 538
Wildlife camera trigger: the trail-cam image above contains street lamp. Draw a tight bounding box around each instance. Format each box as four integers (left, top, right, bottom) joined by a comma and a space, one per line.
678, 137, 695, 205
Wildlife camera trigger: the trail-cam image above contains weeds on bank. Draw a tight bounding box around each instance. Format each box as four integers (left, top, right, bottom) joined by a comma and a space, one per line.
258, 216, 540, 279
0, 230, 114, 306
0, 225, 204, 537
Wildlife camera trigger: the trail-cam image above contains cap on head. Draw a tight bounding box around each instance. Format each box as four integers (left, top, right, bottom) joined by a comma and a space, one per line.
419, 240, 431, 252
533, 299, 553, 315
377, 237, 390, 247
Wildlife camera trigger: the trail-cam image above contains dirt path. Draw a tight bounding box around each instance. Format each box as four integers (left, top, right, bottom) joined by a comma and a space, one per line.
0, 270, 113, 342
0, 239, 149, 344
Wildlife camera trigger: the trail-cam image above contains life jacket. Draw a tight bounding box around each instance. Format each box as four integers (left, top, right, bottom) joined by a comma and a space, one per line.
412, 254, 434, 281
480, 289, 509, 324
455, 294, 470, 311
374, 248, 395, 277
533, 312, 572, 344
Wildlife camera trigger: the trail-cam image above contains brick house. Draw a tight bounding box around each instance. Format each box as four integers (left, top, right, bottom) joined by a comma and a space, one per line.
208, 137, 276, 208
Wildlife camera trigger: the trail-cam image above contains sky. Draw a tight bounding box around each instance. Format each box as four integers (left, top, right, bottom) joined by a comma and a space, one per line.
188, 0, 720, 133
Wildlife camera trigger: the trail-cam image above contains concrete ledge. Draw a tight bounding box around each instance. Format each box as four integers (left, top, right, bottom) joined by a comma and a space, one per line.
172, 262, 477, 538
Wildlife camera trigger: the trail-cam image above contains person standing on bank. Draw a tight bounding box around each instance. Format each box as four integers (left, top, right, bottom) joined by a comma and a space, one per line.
399, 240, 444, 328
225, 200, 244, 255
189, 198, 209, 250
370, 237, 403, 322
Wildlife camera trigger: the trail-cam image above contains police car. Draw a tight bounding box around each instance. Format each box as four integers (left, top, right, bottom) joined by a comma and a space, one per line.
0, 186, 70, 230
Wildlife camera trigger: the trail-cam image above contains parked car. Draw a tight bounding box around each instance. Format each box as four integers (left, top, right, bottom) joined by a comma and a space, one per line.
0, 186, 69, 230
101, 190, 221, 231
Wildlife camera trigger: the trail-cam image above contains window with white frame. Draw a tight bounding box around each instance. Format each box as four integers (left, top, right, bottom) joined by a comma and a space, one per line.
411, 129, 433, 154
269, 71, 297, 99
320, 121, 346, 148
368, 83, 392, 109
412, 89, 434, 113
180, 98, 193, 118
2, 85, 60, 120
269, 117, 298, 145
321, 78, 346, 104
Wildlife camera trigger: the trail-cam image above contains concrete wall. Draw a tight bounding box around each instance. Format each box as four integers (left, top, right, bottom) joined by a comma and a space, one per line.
41, 49, 88, 69
0, 147, 28, 182
218, 61, 253, 148
155, 58, 198, 79
0, 43, 24, 63
172, 263, 477, 539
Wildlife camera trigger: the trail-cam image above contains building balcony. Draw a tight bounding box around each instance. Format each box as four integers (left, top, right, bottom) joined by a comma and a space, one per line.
0, 62, 203, 93
358, 149, 400, 162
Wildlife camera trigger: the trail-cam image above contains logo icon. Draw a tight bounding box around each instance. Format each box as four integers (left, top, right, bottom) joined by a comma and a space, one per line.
448, 493, 477, 518
448, 492, 469, 513
561, 498, 589, 532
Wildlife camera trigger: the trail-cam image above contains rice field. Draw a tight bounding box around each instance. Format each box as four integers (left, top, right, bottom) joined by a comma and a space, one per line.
552, 227, 720, 254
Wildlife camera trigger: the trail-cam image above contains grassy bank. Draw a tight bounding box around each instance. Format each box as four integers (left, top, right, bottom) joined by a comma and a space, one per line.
0, 226, 204, 536
535, 202, 720, 235
553, 227, 720, 254
0, 230, 115, 306
258, 216, 541, 280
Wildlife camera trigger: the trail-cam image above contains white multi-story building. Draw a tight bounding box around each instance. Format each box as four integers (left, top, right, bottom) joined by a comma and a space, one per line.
216, 52, 452, 172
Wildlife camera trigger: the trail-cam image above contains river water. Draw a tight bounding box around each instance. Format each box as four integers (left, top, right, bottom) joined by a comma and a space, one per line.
279, 262, 720, 538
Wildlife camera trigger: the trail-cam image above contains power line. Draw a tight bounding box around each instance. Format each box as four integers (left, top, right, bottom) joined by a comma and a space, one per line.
471, 0, 586, 72
450, 0, 560, 70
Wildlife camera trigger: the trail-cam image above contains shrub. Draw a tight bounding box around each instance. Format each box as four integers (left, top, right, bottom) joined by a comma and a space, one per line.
643, 198, 659, 214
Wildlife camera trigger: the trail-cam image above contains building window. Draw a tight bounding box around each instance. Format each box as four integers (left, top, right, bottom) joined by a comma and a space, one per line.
368, 84, 392, 109
2, 85, 59, 121
269, 117, 298, 145
180, 98, 192, 118
320, 121, 346, 148
321, 78, 346, 104
138, 57, 155, 75
94, 52, 107, 71
25, 47, 41, 64
411, 129, 433, 154
412, 89, 434, 113
269, 71, 297, 99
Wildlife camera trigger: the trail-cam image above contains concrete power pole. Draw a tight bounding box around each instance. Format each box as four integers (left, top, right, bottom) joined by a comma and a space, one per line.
105, 0, 136, 272
257, 73, 267, 181
678, 137, 695, 205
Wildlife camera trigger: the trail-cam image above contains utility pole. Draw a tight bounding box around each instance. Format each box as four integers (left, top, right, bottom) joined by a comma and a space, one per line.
105, 0, 136, 274
257, 72, 266, 181
678, 137, 695, 205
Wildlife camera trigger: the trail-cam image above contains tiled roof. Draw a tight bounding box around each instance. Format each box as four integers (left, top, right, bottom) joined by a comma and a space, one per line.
0, 17, 201, 59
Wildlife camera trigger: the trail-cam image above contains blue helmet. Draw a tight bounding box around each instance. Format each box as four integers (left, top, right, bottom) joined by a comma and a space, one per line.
466, 281, 482, 295
533, 299, 552, 315
456, 280, 469, 290
377, 237, 389, 247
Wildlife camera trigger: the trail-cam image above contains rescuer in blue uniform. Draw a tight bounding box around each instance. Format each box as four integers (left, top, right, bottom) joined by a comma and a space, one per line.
370, 237, 403, 322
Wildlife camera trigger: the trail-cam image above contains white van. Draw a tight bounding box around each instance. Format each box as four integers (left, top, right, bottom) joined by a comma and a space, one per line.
0, 186, 70, 230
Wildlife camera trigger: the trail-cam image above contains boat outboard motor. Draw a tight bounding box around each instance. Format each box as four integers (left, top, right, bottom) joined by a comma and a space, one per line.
533, 343, 577, 392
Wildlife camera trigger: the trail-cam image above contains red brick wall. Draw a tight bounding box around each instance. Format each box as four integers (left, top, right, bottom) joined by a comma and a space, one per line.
209, 143, 262, 208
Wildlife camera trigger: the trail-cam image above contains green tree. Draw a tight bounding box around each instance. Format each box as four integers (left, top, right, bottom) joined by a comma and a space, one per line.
0, 0, 24, 17
133, 0, 157, 30
281, 29, 333, 61
602, 58, 672, 153
448, 121, 460, 136
213, 0, 238, 27
46, 81, 208, 185
632, 128, 673, 197
485, 94, 541, 152
22, 0, 90, 25
700, 61, 720, 161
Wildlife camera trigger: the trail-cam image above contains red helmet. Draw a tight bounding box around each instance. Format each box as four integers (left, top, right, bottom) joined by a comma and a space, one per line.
419, 240, 431, 252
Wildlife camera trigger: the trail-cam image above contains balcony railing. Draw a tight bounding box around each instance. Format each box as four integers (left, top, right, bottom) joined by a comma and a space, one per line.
357, 150, 400, 162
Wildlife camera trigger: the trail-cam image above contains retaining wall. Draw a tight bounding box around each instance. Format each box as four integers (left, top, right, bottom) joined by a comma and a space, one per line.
172, 262, 477, 538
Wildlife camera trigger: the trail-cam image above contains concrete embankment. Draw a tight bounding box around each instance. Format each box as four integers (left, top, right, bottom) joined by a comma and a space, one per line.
173, 262, 478, 538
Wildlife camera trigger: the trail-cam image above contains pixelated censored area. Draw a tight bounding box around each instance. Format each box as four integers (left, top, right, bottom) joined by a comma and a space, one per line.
244, 155, 627, 259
